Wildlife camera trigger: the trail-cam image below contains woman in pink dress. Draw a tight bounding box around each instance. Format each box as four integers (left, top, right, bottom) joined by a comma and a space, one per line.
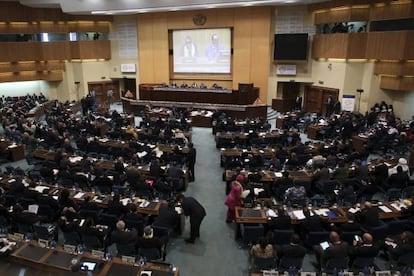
225, 174, 244, 222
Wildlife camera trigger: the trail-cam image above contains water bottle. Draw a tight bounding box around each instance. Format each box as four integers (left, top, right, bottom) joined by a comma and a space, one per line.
106, 251, 113, 261
288, 266, 296, 276
332, 267, 338, 276
363, 266, 369, 276
169, 264, 174, 276
50, 239, 56, 249
26, 232, 32, 242
78, 244, 85, 255
139, 256, 145, 268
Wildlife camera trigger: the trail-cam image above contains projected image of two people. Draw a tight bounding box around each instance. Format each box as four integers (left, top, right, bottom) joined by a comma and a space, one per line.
173, 29, 231, 74
179, 34, 229, 63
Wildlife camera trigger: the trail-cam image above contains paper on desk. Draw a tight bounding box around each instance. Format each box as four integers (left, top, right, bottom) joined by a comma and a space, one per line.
241, 190, 250, 198
274, 172, 283, 177
390, 202, 406, 211
385, 240, 397, 248
34, 186, 49, 193
348, 207, 359, 214
22, 179, 30, 187
74, 192, 85, 199
137, 151, 148, 158
8, 179, 16, 183
266, 209, 277, 218
28, 204, 39, 214
7, 144, 17, 149
292, 210, 306, 220
379, 205, 393, 213
254, 188, 265, 195
69, 156, 83, 163
139, 201, 150, 208
175, 207, 183, 214
314, 208, 329, 216
120, 198, 131, 206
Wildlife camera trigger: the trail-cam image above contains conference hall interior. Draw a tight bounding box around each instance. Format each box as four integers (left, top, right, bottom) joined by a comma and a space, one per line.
0, 0, 413, 275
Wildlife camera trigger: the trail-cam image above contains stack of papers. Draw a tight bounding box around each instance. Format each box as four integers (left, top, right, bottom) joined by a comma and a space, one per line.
74, 192, 85, 199
34, 186, 49, 193
292, 210, 306, 220
139, 201, 150, 208
313, 208, 330, 216
348, 207, 360, 214
379, 205, 393, 213
266, 209, 277, 218
120, 198, 131, 206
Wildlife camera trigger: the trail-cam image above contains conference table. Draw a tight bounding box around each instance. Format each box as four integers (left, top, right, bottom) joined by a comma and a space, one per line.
0, 139, 25, 161
224, 169, 312, 183
8, 242, 180, 275
234, 200, 410, 240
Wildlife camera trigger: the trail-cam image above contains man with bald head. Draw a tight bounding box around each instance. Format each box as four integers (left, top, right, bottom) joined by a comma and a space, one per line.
357, 201, 380, 229
350, 233, 379, 265
313, 231, 350, 270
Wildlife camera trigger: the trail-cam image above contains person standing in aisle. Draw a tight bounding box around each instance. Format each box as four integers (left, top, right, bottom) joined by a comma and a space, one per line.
178, 194, 206, 243
187, 142, 196, 182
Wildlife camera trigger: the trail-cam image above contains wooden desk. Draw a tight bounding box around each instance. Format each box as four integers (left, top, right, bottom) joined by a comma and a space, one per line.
351, 135, 368, 154
235, 207, 267, 224
225, 169, 312, 183
9, 243, 180, 275
307, 125, 322, 140
32, 149, 56, 161
7, 144, 25, 161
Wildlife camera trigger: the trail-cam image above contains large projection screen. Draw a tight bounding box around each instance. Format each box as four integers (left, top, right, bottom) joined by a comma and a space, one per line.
172, 28, 231, 74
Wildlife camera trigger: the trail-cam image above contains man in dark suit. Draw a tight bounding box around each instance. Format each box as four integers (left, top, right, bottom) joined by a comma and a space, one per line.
385, 231, 414, 261
278, 233, 306, 259
187, 142, 196, 182
179, 194, 206, 243
314, 231, 350, 270
357, 201, 380, 229
300, 207, 325, 238
153, 202, 180, 233
386, 165, 409, 190
350, 233, 379, 265
295, 96, 302, 111
110, 220, 138, 245
136, 225, 164, 258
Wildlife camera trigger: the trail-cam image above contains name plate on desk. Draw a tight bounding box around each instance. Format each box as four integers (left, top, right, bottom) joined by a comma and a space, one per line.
63, 244, 77, 254
91, 250, 105, 259
38, 239, 49, 248
9, 233, 24, 242
121, 255, 135, 265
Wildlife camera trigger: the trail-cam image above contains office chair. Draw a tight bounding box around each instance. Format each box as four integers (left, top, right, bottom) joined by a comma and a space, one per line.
124, 219, 145, 237
139, 247, 162, 261
81, 233, 103, 251
98, 213, 120, 230
271, 229, 294, 246
63, 231, 82, 245
351, 257, 375, 271
240, 223, 264, 246
361, 221, 389, 241
304, 231, 330, 249
116, 242, 137, 257
33, 224, 56, 241
251, 255, 277, 272
385, 188, 402, 201
323, 257, 350, 273
278, 256, 304, 271
387, 218, 409, 237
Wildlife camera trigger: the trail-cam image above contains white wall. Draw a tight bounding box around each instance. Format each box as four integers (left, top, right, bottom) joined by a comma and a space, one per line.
0, 81, 50, 98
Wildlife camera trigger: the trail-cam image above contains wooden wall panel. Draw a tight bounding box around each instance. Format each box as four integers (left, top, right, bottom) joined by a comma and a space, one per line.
312, 34, 349, 59
404, 31, 414, 60
314, 6, 370, 24
0, 2, 112, 22
0, 21, 110, 34
0, 61, 65, 73
71, 41, 111, 60
380, 76, 414, 90
0, 70, 62, 83
370, 2, 414, 20
0, 42, 42, 62
137, 7, 271, 99
374, 61, 414, 76
42, 42, 71, 60
346, 33, 368, 59
366, 31, 408, 60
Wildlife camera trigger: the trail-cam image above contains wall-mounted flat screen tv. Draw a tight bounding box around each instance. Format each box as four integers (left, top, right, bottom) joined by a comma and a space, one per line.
172, 28, 232, 74
274, 33, 308, 61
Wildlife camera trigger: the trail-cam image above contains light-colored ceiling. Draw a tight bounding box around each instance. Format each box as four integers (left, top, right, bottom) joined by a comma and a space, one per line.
0, 0, 330, 14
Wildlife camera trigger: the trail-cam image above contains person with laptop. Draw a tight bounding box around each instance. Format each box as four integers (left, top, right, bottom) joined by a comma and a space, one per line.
313, 231, 350, 271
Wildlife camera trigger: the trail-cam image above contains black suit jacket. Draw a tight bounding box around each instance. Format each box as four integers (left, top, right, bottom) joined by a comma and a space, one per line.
359, 207, 380, 228
111, 229, 138, 245
153, 204, 179, 230
352, 244, 379, 258
323, 241, 350, 262
268, 215, 291, 230
280, 243, 307, 258
182, 197, 206, 222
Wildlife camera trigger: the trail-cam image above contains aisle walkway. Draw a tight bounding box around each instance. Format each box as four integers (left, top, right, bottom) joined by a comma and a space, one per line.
167, 127, 249, 276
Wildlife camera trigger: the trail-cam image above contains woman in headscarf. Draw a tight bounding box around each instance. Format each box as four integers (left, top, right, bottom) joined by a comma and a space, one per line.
224, 174, 244, 223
